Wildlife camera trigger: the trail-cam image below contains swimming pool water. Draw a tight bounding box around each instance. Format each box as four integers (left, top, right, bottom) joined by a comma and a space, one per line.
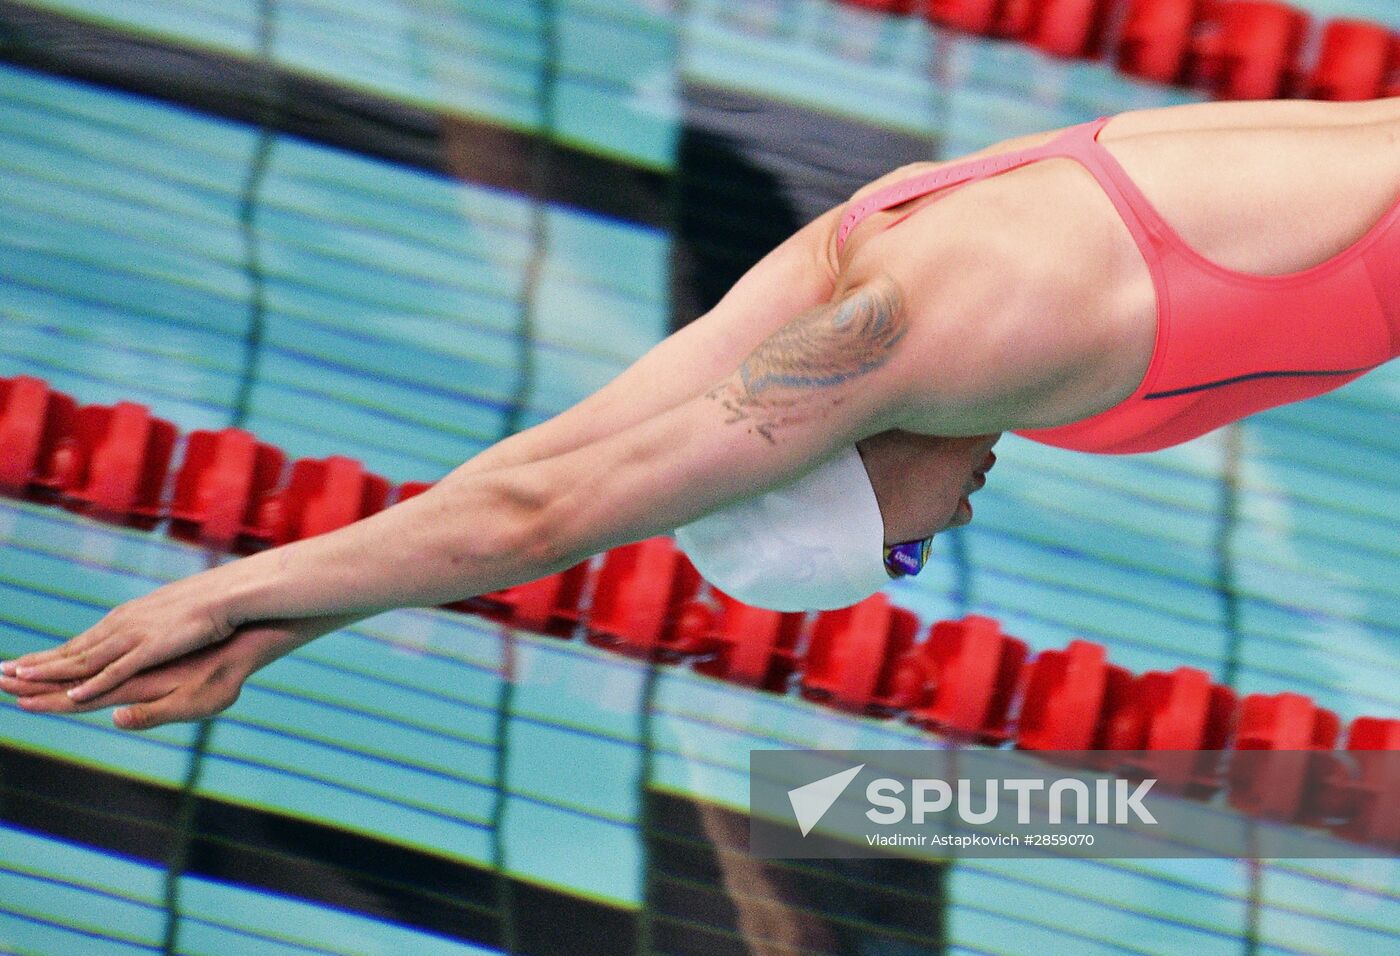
1, 2, 1397, 954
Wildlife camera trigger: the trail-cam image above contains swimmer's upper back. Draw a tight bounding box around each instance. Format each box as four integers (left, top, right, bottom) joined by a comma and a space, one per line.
837, 103, 1400, 284
828, 103, 1400, 450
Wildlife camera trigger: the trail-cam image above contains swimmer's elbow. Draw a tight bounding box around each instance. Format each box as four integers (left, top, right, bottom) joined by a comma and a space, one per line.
443, 439, 658, 577
436, 467, 564, 574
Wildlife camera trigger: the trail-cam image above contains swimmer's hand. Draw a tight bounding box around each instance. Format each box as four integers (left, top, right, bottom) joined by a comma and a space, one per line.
0, 615, 351, 730
0, 573, 240, 705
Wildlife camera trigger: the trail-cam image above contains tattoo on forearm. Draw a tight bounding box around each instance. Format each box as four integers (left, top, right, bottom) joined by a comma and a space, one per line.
707, 281, 906, 444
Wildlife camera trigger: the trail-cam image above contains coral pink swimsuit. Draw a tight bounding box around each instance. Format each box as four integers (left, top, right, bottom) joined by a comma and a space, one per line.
837, 116, 1400, 454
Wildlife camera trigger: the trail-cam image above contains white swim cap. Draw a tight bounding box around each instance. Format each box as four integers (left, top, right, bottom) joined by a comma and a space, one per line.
674, 446, 890, 612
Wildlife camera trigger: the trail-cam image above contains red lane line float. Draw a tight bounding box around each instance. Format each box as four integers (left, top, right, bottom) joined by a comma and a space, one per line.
1193, 1, 1309, 100
1117, 0, 1204, 84
1097, 666, 1237, 797
801, 593, 921, 716
588, 537, 708, 660
1234, 690, 1340, 750
1307, 20, 1400, 101
1329, 718, 1400, 849
1028, 0, 1116, 59
1227, 691, 1340, 822
929, 0, 1014, 37
63, 401, 177, 529
395, 480, 433, 503
1304, 717, 1400, 850
0, 375, 80, 501
1346, 715, 1400, 751
1101, 666, 1236, 750
1017, 639, 1134, 751
248, 455, 390, 548
1116, 0, 1309, 98
898, 615, 1028, 745
169, 428, 286, 550
470, 563, 592, 638
682, 592, 807, 693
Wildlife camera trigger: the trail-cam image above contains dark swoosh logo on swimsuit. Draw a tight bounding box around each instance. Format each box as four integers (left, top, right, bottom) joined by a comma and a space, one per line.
1144, 365, 1381, 400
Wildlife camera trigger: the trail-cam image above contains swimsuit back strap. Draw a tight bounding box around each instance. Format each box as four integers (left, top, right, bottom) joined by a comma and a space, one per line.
835, 120, 1098, 253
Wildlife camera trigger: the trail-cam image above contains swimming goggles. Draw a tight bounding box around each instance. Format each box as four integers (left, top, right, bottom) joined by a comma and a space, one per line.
883, 537, 933, 579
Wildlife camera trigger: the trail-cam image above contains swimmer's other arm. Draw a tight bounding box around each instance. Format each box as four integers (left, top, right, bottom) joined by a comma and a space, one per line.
229, 276, 920, 621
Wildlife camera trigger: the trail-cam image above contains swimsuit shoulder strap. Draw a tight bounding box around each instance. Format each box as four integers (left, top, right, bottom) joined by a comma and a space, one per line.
1064, 116, 1175, 269
836, 117, 1167, 263
836, 122, 1089, 253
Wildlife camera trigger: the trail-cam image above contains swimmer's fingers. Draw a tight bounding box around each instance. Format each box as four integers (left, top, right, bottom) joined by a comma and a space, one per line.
61, 644, 162, 707
2, 667, 177, 718
1, 644, 245, 730
12, 588, 235, 702
1, 623, 112, 677
5, 632, 137, 685
0, 671, 84, 708
7, 627, 174, 705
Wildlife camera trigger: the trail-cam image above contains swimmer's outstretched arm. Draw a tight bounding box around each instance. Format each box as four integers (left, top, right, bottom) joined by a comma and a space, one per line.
0, 214, 850, 718
2, 275, 932, 713
0, 615, 361, 727
0, 192, 892, 728
0, 200, 849, 726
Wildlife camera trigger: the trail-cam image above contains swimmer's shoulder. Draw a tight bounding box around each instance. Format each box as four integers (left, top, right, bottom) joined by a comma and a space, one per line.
827, 161, 1134, 435
826, 161, 943, 278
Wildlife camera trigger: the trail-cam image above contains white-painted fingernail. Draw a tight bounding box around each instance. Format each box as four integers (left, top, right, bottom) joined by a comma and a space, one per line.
67, 686, 83, 700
